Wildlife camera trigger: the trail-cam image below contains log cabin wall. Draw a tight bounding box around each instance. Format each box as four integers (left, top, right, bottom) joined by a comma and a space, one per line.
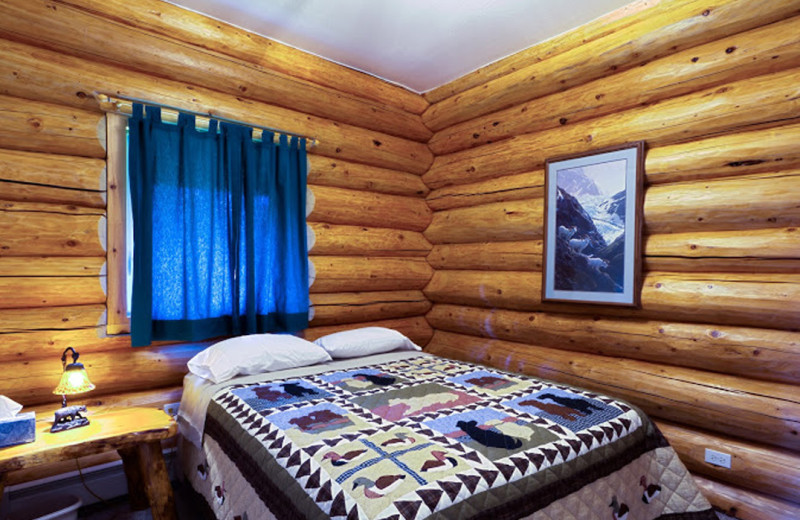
420, 0, 800, 518
0, 0, 798, 515
0, 0, 434, 485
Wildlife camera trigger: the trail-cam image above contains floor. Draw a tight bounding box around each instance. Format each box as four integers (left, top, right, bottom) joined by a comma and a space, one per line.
77, 481, 207, 520
76, 485, 741, 520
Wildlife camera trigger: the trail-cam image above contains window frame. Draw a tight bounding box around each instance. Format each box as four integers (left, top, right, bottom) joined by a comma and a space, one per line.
106, 112, 130, 335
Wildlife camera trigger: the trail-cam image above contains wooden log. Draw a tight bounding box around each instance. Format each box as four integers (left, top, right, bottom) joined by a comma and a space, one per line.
646, 122, 800, 185
423, 67, 800, 190
308, 186, 432, 232
424, 270, 541, 311
644, 171, 800, 234
693, 475, 800, 520
0, 276, 105, 309
424, 199, 543, 244
656, 421, 800, 504
3, 325, 212, 364
424, 330, 800, 450
0, 200, 106, 257
0, 304, 106, 333
429, 15, 800, 155
308, 155, 429, 197
7, 442, 179, 490
422, 0, 800, 131
80, 387, 184, 414
427, 242, 542, 271
646, 227, 800, 259
423, 0, 663, 104
117, 444, 153, 511
6, 451, 117, 488
309, 223, 431, 257
56, 0, 427, 115
0, 0, 431, 143
0, 148, 105, 191
425, 304, 800, 385
0, 38, 432, 175
645, 257, 800, 274
0, 257, 105, 277
424, 270, 800, 331
0, 343, 203, 407
0, 148, 105, 207
0, 180, 104, 208
124, 440, 177, 518
645, 227, 800, 273
309, 256, 433, 293
303, 316, 433, 347
309, 291, 431, 326
0, 94, 105, 158
3, 326, 130, 360
426, 171, 543, 211
642, 272, 800, 331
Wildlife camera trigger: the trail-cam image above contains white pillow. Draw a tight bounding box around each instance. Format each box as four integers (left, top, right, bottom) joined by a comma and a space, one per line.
313, 327, 421, 359
187, 333, 332, 383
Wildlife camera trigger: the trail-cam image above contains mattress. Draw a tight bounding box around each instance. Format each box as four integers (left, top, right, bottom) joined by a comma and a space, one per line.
178, 351, 715, 519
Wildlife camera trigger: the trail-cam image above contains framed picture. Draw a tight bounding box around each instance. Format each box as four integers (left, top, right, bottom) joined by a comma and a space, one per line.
542, 142, 645, 306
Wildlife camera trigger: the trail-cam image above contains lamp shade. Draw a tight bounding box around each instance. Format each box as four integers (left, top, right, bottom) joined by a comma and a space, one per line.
53, 363, 95, 395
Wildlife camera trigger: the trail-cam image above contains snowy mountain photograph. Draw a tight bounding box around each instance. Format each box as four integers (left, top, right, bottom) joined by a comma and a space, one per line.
542, 143, 644, 306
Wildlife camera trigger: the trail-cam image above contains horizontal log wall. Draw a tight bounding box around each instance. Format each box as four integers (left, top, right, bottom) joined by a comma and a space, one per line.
421, 1, 800, 517
0, 37, 431, 175
423, 0, 800, 131
422, 0, 664, 104
0, 0, 432, 486
0, 0, 430, 143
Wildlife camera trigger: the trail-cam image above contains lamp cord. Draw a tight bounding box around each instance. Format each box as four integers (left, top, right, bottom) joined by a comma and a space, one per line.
75, 457, 109, 506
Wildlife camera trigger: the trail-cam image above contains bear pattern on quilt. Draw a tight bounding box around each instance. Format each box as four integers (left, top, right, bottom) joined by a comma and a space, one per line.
198, 355, 715, 520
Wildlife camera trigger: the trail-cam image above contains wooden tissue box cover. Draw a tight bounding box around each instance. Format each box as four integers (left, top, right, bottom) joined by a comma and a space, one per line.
0, 412, 36, 448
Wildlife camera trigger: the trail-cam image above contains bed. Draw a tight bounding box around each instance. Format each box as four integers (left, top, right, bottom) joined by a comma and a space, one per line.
177, 330, 716, 520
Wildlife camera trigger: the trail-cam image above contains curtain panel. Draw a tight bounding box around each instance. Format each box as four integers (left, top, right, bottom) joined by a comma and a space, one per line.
129, 104, 309, 346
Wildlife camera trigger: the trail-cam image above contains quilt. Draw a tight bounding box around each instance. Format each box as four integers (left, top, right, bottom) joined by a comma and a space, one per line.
182, 353, 715, 520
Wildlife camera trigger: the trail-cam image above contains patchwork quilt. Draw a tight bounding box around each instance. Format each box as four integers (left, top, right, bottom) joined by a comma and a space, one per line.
183, 353, 715, 520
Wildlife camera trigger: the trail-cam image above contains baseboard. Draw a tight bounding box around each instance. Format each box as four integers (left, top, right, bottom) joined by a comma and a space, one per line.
1, 449, 177, 518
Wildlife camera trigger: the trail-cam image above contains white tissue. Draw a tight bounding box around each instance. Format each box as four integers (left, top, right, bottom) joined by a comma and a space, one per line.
0, 395, 22, 418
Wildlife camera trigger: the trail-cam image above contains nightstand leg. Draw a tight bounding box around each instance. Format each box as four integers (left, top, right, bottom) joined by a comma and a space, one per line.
118, 446, 151, 511
0, 473, 6, 511
118, 441, 177, 520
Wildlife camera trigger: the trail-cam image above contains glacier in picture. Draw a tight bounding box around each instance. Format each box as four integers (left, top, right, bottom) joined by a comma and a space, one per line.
554, 159, 627, 293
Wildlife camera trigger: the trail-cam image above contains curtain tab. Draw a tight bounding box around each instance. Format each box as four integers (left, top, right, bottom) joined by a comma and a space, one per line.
177, 111, 194, 129
131, 102, 144, 121
145, 105, 162, 125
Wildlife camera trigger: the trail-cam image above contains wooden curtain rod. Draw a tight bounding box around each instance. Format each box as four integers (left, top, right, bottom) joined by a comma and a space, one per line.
94, 93, 319, 148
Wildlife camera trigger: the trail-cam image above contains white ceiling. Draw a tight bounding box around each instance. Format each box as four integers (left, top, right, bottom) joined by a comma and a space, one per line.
169, 0, 633, 93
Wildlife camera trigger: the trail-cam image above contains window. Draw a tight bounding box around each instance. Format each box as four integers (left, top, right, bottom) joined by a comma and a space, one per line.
105, 107, 310, 344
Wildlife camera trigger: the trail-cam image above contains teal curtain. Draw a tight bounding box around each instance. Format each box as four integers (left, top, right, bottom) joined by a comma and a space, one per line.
129, 104, 309, 346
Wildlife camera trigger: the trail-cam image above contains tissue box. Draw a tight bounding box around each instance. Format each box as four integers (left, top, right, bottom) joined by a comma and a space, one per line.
0, 411, 36, 448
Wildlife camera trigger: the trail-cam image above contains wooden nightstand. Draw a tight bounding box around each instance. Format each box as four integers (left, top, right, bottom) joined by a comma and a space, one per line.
0, 407, 177, 520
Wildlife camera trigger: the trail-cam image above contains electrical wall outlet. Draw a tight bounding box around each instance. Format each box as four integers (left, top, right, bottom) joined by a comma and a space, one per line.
163, 402, 180, 417
704, 448, 732, 468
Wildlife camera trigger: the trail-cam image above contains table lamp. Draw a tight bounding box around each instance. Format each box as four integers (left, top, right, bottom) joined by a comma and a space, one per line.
51, 347, 95, 433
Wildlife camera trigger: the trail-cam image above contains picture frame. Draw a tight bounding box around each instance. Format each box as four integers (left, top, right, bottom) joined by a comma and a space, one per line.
542, 142, 645, 306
